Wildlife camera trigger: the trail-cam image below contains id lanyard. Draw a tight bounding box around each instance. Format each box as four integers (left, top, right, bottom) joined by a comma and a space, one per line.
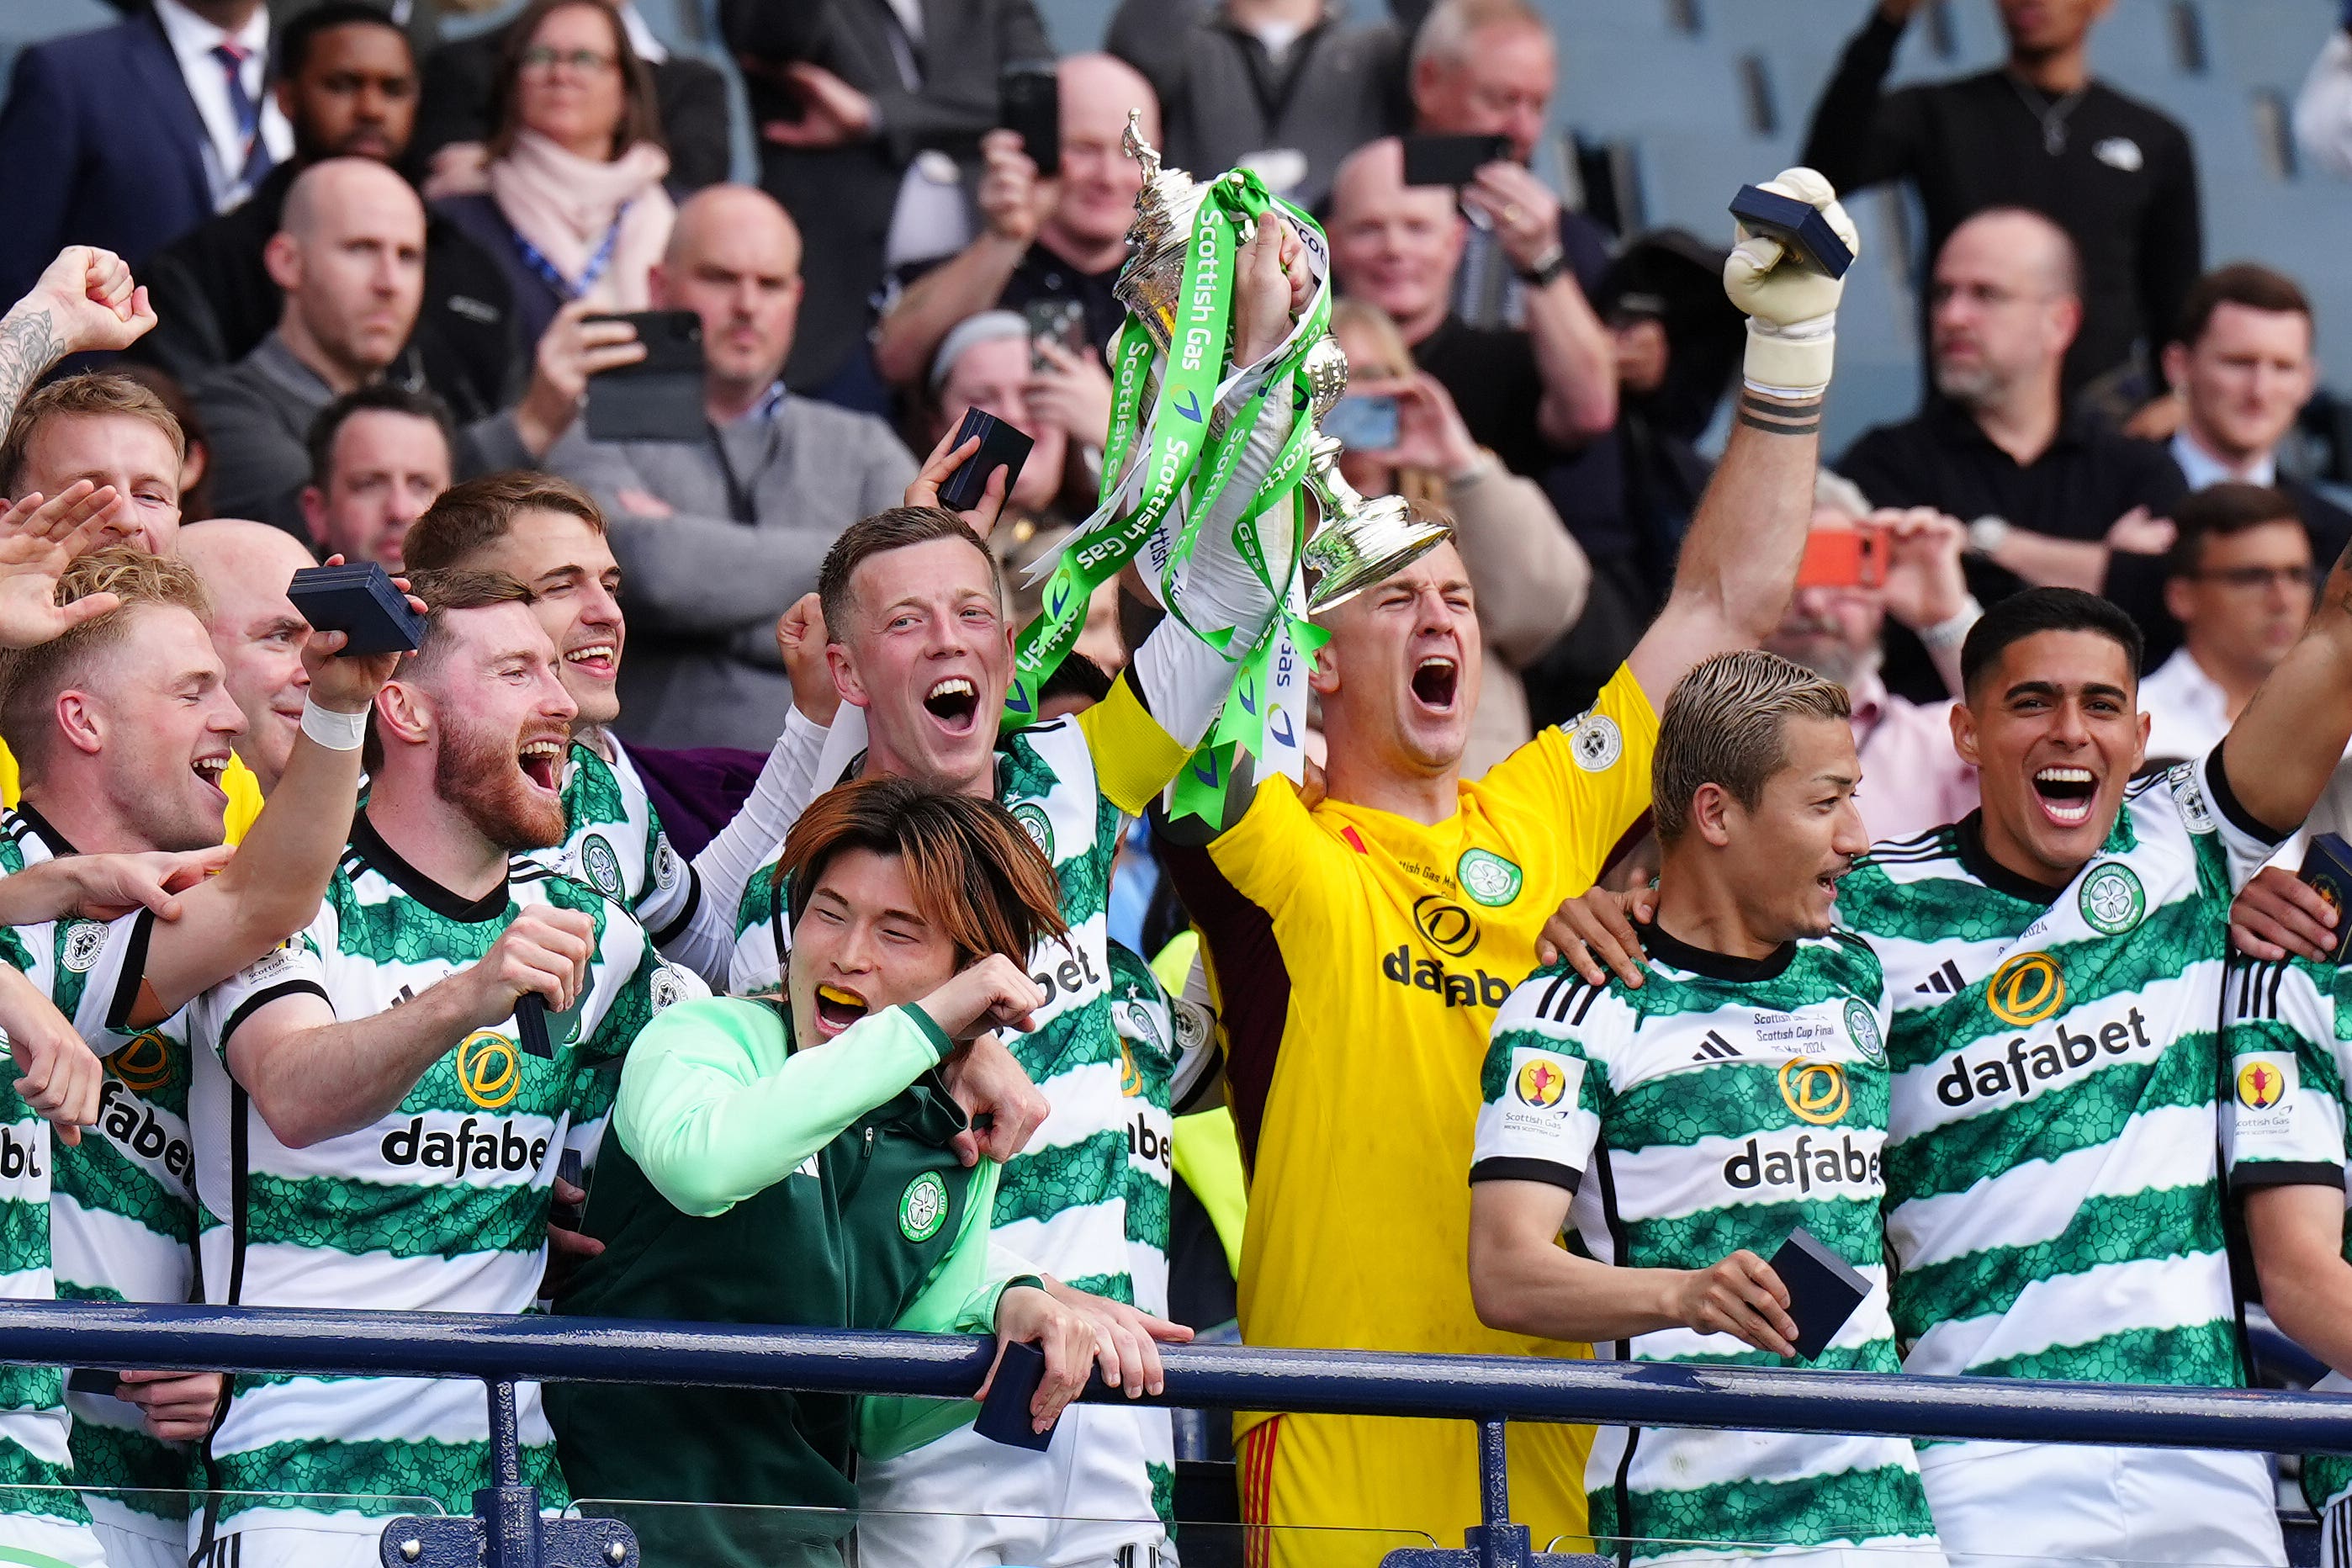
511, 202, 631, 300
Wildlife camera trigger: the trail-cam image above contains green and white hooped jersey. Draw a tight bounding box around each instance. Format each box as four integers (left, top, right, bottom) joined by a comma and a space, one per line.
1471, 928, 1935, 1563
548, 739, 697, 950
730, 719, 1142, 1293
0, 807, 199, 1536
1836, 750, 2275, 1390
1103, 941, 1216, 1533
185, 815, 705, 1544
2222, 950, 2352, 1514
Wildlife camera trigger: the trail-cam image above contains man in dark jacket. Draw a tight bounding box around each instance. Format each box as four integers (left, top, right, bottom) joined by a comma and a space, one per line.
132, 2, 518, 423
1801, 0, 2201, 401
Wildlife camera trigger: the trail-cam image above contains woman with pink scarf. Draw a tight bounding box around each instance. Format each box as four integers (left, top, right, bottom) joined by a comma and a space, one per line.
433, 0, 677, 347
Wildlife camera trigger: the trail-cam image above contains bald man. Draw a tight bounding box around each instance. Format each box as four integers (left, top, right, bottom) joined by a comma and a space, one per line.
532, 183, 917, 750
199, 159, 640, 540
1838, 207, 2187, 697
179, 521, 320, 803
872, 52, 1160, 389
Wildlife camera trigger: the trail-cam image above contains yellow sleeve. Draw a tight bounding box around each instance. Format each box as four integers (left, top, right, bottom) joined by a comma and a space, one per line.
0, 737, 18, 809
1200, 772, 1328, 911
221, 754, 265, 846
1481, 662, 1658, 890
1074, 673, 1191, 818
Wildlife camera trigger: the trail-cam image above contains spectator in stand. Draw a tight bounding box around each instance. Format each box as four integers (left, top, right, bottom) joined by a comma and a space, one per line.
2159, 264, 2352, 564
0, 0, 294, 301
1801, 0, 2200, 405
411, 0, 730, 196
1327, 138, 1614, 481
431, 0, 678, 349
1838, 208, 2183, 697
133, 3, 519, 426
1763, 472, 1981, 844
1112, 0, 1407, 209
501, 185, 917, 752
2140, 483, 2319, 768
920, 314, 1078, 527
721, 0, 1051, 408
871, 55, 1157, 392
300, 384, 457, 569
2295, 7, 2352, 178
1331, 297, 1588, 776
199, 158, 638, 538
1408, 0, 1610, 335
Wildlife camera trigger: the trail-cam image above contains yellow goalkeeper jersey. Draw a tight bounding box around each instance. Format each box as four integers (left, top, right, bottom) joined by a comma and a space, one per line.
1163, 663, 1658, 1560
0, 739, 264, 843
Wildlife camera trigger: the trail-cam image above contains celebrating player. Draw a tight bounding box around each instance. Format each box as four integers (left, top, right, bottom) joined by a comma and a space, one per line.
403, 473, 832, 987
184, 569, 706, 1568
1152, 167, 1854, 1556
1554, 579, 2352, 1564
552, 775, 1126, 1567
1468, 650, 1940, 1565
0, 545, 404, 1568
2223, 940, 2352, 1564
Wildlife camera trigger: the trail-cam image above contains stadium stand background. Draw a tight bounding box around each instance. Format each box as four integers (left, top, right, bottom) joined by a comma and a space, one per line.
3, 0, 2346, 458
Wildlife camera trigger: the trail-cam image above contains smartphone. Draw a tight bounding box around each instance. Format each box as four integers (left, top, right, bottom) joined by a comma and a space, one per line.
999, 60, 1060, 177
1796, 525, 1887, 590
1024, 299, 1088, 371
1321, 394, 1400, 452
1401, 133, 1512, 189
583, 310, 705, 443
938, 406, 1035, 512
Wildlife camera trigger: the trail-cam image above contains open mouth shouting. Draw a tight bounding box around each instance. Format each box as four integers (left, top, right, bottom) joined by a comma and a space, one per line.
2032, 765, 2098, 829
1410, 654, 1459, 712
191, 753, 230, 798
518, 734, 566, 796
563, 639, 618, 681
813, 983, 870, 1038
923, 675, 982, 734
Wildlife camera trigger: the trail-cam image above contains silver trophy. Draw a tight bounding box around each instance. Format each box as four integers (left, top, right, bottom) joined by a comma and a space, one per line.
1112, 114, 1449, 611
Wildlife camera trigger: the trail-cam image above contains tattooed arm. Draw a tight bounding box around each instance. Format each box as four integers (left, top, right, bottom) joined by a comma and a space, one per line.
0, 248, 157, 442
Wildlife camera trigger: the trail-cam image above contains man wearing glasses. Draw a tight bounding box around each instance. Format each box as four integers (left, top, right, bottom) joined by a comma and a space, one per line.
2142, 484, 2325, 770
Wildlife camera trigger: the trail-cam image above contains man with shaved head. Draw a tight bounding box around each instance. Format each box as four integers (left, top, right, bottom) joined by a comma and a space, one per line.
532, 183, 918, 750
179, 520, 323, 799
1839, 207, 2185, 697
873, 54, 1161, 389
199, 158, 642, 538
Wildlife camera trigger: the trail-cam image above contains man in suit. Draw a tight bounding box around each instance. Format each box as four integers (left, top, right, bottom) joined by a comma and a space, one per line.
720, 0, 1051, 405
491, 184, 918, 751
2159, 262, 2352, 568
0, 0, 294, 302
409, 0, 731, 194
130, 2, 519, 426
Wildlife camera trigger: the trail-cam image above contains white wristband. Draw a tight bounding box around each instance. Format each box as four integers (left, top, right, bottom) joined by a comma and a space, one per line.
1917, 597, 1984, 654
301, 698, 369, 752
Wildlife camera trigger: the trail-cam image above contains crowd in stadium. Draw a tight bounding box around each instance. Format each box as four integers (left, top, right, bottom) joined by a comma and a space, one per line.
7, 0, 2352, 1564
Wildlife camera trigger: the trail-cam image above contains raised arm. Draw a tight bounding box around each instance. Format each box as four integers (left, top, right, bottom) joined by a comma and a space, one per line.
1458, 163, 1616, 447
224, 906, 596, 1148
133, 633, 405, 1020
1798, 3, 1925, 195
0, 247, 157, 438
2220, 543, 2352, 834
1625, 170, 1856, 708
872, 133, 1054, 389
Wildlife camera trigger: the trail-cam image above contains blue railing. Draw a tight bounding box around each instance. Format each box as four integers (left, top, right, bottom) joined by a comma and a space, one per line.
4, 1300, 2349, 1568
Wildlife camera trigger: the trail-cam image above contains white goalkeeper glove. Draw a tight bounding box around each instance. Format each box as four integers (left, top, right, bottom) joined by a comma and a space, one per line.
1723, 167, 1861, 399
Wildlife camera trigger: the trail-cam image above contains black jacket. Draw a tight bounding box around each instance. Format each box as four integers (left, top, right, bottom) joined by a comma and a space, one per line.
130, 162, 519, 425
1801, 7, 2201, 396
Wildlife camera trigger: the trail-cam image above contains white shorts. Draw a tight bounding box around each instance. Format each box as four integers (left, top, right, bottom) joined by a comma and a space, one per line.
0, 1511, 108, 1568
2319, 1491, 2352, 1568
854, 1403, 1171, 1568
192, 1512, 422, 1568
89, 1512, 183, 1568
1916, 1440, 2284, 1568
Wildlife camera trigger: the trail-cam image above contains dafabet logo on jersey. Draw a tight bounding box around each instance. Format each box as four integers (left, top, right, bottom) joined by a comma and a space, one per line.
458, 1030, 522, 1110
1778, 1060, 1850, 1125
1986, 952, 2066, 1026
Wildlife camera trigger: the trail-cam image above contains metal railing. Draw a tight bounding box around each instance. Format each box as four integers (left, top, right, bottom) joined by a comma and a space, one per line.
5, 1300, 2350, 1568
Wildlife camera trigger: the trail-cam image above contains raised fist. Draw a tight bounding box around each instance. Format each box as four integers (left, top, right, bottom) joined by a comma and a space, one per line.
1723, 168, 1860, 395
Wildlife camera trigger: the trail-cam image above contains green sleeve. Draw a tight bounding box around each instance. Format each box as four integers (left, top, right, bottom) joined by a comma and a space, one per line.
614, 997, 951, 1218
857, 1161, 1044, 1460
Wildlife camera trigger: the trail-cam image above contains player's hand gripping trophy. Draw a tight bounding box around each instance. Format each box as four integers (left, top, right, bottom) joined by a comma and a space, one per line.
1006, 114, 1450, 796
